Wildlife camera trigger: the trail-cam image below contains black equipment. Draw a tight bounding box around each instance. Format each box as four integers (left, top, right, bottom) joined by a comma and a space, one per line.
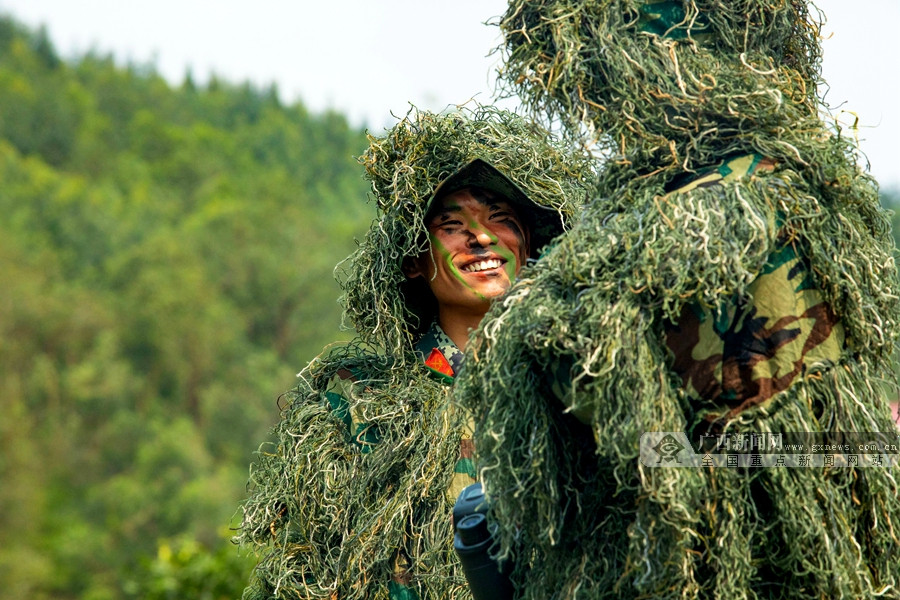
452, 483, 514, 600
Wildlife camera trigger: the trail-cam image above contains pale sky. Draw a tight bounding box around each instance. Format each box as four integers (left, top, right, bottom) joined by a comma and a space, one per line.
0, 0, 897, 188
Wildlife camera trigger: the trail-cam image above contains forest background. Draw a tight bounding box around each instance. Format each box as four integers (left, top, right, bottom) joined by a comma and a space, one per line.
1, 13, 899, 600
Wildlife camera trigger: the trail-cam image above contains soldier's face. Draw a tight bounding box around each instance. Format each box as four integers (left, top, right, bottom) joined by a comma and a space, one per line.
408, 188, 531, 320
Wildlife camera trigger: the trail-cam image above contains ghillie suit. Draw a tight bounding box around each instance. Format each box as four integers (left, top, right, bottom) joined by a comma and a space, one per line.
455, 2, 900, 599
236, 105, 594, 600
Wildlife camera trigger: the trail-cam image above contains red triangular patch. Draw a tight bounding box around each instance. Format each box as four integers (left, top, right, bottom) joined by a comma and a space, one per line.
424, 348, 455, 378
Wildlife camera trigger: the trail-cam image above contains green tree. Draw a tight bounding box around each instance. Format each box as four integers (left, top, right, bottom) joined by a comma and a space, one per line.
124, 535, 255, 600
0, 12, 372, 599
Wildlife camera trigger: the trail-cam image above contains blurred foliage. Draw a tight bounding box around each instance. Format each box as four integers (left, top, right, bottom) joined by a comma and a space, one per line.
124, 533, 257, 600
880, 185, 900, 250
0, 13, 372, 599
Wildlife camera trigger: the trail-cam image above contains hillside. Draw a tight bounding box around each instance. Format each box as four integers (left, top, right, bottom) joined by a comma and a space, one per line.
0, 14, 373, 599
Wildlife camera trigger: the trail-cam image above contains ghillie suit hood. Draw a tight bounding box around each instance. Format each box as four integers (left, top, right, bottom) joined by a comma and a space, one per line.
236, 105, 594, 600
456, 2, 900, 599
342, 104, 595, 355
500, 0, 823, 180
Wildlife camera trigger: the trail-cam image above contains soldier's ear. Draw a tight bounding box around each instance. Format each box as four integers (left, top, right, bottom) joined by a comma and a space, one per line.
402, 255, 426, 279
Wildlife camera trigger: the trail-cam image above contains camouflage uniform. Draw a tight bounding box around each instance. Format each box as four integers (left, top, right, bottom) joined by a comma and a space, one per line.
236, 105, 592, 600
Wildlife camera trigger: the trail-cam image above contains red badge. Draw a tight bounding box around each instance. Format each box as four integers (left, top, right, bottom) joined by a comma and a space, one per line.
424, 348, 455, 378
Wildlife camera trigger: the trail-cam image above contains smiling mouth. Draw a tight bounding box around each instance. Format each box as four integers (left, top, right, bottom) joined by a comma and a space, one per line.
461, 258, 504, 273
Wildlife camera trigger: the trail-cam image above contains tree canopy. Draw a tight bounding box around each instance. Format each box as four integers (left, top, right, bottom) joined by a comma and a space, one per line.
0, 13, 373, 599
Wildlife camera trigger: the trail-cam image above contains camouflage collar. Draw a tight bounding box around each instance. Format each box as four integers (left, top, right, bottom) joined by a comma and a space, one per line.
415, 320, 465, 383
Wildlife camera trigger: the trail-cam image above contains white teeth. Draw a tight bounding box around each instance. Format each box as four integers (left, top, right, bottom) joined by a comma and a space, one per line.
463, 259, 502, 273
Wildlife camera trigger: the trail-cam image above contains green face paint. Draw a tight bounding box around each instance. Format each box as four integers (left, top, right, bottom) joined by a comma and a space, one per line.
497, 244, 518, 283
463, 214, 523, 285
429, 233, 488, 300
426, 224, 522, 303
419, 190, 530, 316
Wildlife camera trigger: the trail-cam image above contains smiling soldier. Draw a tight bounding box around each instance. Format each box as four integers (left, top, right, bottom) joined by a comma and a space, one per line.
237, 105, 593, 600
407, 183, 531, 350
402, 158, 549, 369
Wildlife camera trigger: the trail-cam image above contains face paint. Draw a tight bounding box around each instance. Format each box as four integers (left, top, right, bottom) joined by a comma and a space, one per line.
428, 230, 522, 301
412, 188, 531, 319
429, 234, 488, 301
